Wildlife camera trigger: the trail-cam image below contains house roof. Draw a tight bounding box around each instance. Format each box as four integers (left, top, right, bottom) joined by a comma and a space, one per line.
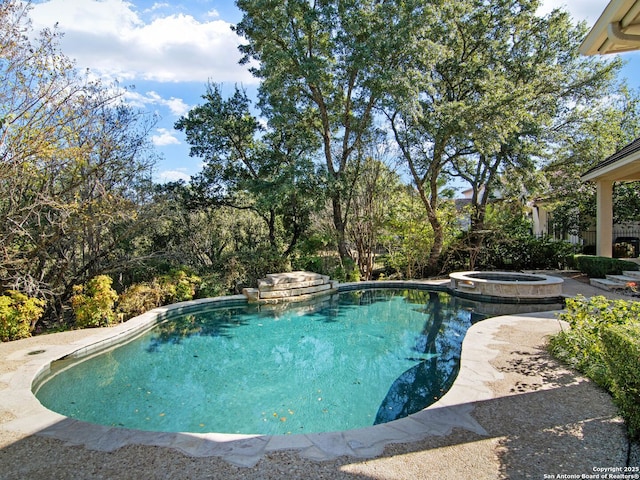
581, 136, 640, 181
580, 0, 640, 55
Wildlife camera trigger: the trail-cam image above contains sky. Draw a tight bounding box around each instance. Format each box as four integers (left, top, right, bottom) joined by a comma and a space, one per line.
27, 0, 640, 184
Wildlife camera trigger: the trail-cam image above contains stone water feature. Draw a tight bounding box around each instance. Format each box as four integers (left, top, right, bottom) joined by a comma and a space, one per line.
242, 271, 338, 303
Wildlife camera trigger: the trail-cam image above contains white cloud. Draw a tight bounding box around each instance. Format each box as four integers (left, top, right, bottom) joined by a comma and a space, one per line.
124, 90, 190, 117
147, 2, 170, 12
163, 97, 190, 117
156, 169, 191, 183
30, 0, 255, 84
152, 128, 180, 146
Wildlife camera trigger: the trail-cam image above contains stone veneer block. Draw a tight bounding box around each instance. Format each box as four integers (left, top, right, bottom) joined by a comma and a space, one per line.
242, 288, 259, 302
258, 283, 332, 299
265, 271, 326, 285
258, 277, 327, 292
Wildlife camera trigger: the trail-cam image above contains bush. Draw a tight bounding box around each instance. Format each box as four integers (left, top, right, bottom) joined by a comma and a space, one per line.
116, 283, 165, 320
573, 254, 639, 278
71, 275, 119, 328
195, 272, 228, 298
0, 291, 45, 342
158, 269, 201, 303
116, 269, 203, 321
332, 258, 361, 282
549, 295, 640, 388
602, 323, 640, 439
439, 234, 577, 273
485, 235, 577, 271
550, 295, 640, 438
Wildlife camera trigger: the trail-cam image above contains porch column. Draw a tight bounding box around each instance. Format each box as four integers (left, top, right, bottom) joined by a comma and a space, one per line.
596, 179, 613, 257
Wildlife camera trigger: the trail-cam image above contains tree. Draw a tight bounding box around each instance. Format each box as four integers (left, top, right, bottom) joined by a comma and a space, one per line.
175, 83, 320, 259
386, 0, 623, 269
544, 85, 640, 238
234, 0, 438, 264
0, 1, 158, 323
447, 2, 621, 241
347, 157, 404, 280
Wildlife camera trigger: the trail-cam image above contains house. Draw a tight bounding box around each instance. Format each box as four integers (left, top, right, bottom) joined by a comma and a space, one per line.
579, 0, 640, 258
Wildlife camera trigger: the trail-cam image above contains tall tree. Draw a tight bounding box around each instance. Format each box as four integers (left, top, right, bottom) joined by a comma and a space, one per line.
0, 1, 157, 320
175, 83, 320, 259
347, 156, 403, 280
386, 0, 622, 269
445, 1, 620, 243
234, 0, 438, 264
543, 85, 640, 238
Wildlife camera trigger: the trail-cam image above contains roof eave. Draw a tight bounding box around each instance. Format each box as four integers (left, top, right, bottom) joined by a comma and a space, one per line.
581, 153, 640, 182
580, 0, 640, 55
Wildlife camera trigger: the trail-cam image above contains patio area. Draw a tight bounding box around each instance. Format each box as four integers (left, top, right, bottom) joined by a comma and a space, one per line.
0, 272, 635, 480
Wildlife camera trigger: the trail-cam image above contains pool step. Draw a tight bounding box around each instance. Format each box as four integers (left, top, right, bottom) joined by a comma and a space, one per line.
589, 278, 629, 291
589, 272, 640, 292
606, 274, 640, 283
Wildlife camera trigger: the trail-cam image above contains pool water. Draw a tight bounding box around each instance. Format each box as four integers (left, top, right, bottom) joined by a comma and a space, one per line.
36, 289, 482, 435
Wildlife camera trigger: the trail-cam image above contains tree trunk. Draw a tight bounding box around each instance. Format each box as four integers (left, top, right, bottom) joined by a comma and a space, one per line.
332, 195, 351, 264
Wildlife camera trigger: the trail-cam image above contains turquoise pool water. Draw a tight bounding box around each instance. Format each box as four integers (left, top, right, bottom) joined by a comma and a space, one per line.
36, 289, 482, 435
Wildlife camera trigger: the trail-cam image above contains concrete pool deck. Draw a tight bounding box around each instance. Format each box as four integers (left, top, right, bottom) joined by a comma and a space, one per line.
0, 272, 636, 479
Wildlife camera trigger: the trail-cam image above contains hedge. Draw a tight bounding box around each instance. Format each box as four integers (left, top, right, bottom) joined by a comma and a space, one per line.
602, 323, 640, 439
573, 254, 639, 278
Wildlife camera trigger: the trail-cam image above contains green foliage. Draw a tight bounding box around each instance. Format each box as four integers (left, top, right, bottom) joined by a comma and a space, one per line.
0, 2, 157, 325
175, 83, 320, 259
0, 291, 45, 342
233, 247, 292, 291
602, 324, 640, 439
378, 188, 438, 279
483, 235, 577, 271
195, 272, 228, 299
549, 295, 640, 388
332, 258, 361, 283
116, 269, 202, 321
116, 283, 165, 320
440, 233, 576, 273
614, 181, 640, 222
158, 269, 202, 303
551, 295, 640, 438
235, 0, 432, 262
71, 276, 119, 328
544, 88, 640, 234
573, 255, 639, 278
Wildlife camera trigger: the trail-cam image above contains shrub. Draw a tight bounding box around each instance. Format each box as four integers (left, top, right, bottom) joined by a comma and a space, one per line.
573, 254, 639, 278
602, 323, 640, 439
549, 295, 640, 388
333, 258, 360, 282
550, 295, 640, 437
0, 291, 45, 342
158, 269, 201, 303
439, 234, 577, 273
117, 283, 165, 320
71, 275, 119, 328
195, 272, 228, 298
116, 269, 205, 321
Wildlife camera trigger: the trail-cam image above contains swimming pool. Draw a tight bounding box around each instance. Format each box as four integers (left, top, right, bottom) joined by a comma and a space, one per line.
35, 289, 483, 435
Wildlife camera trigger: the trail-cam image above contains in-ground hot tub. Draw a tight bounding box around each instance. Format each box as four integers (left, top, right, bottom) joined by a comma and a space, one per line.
449, 271, 563, 303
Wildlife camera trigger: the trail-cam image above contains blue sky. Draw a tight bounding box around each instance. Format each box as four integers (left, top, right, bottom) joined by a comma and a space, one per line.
28, 0, 640, 184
